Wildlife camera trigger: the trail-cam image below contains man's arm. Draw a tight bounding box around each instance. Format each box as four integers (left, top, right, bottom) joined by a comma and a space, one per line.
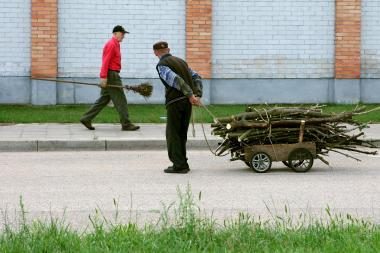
99, 43, 115, 82
189, 68, 203, 98
157, 65, 193, 97
189, 68, 201, 80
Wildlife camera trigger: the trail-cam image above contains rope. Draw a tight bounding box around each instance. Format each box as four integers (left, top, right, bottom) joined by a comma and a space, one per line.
200, 120, 219, 156
192, 105, 218, 155
192, 103, 232, 156
198, 103, 252, 157
200, 103, 226, 129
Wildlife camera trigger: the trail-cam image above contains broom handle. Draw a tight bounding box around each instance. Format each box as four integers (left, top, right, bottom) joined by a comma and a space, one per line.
191, 106, 196, 137
31, 78, 132, 90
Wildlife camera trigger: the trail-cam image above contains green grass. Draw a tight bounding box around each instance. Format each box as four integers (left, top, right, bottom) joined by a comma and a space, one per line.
1, 104, 380, 124
1, 187, 379, 253
0, 104, 246, 124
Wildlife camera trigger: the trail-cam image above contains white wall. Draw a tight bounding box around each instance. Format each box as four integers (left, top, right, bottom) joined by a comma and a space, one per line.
0, 0, 30, 77
58, 0, 186, 78
212, 0, 335, 78
361, 0, 380, 78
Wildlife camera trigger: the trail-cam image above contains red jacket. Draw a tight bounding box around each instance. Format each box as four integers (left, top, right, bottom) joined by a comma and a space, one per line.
100, 36, 121, 78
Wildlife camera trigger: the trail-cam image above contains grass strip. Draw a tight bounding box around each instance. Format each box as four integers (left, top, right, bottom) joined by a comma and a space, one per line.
1, 104, 380, 123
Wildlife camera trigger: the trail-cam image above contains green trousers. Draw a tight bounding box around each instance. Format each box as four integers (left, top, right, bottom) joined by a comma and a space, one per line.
80, 71, 131, 126
166, 99, 192, 169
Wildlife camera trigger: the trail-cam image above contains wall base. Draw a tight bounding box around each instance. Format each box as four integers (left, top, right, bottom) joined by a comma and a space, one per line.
1, 78, 379, 105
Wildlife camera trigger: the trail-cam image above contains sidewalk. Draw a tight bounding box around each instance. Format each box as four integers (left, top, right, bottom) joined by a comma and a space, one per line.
0, 123, 219, 152
0, 123, 380, 152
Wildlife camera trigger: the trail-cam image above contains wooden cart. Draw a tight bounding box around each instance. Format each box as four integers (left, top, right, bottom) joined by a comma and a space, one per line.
242, 142, 317, 173
233, 120, 317, 173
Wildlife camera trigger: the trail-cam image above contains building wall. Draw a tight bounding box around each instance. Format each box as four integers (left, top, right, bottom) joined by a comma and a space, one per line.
0, 0, 30, 77
212, 0, 335, 78
0, 0, 31, 104
361, 0, 380, 78
58, 0, 186, 78
1, 0, 380, 105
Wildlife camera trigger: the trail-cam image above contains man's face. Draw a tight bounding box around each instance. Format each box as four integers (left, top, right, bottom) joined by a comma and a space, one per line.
153, 48, 170, 58
115, 32, 125, 42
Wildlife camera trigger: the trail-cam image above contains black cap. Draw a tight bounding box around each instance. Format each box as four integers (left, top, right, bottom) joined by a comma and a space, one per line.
112, 25, 129, 34
153, 41, 168, 50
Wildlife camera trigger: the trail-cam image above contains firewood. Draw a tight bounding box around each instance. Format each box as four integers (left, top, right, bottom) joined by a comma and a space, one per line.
211, 105, 378, 162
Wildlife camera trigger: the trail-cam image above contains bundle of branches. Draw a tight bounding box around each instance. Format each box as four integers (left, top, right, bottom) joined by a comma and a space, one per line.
211, 105, 378, 163
125, 82, 153, 98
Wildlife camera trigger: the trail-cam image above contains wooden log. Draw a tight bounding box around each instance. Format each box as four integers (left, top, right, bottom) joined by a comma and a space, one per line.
226, 112, 354, 131
216, 108, 330, 123
211, 123, 227, 128
298, 120, 305, 143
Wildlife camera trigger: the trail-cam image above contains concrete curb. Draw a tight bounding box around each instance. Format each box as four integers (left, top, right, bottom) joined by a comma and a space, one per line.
0, 139, 220, 152
1, 138, 379, 152
1, 122, 378, 152
0, 141, 38, 152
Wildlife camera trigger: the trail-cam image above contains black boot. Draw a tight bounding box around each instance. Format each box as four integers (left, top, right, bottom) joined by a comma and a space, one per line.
80, 119, 95, 130
164, 166, 190, 174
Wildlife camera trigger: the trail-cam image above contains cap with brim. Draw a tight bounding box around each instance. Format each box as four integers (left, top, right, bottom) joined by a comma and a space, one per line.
153, 41, 168, 50
113, 25, 129, 34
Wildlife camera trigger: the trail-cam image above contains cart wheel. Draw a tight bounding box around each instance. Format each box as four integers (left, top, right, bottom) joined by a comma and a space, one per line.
288, 148, 314, 172
250, 152, 272, 173
282, 161, 291, 168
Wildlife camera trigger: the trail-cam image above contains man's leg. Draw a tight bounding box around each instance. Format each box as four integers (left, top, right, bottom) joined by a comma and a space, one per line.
80, 88, 110, 128
107, 71, 139, 130
166, 101, 190, 171
179, 101, 192, 168
108, 87, 130, 124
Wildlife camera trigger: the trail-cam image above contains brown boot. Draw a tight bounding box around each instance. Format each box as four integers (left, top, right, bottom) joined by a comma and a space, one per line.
121, 123, 140, 131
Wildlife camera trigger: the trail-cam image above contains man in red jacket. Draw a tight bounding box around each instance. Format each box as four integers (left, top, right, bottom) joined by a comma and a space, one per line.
80, 25, 139, 131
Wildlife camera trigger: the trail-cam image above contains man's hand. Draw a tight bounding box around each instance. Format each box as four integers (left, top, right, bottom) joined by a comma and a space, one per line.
100, 78, 108, 88
189, 95, 201, 106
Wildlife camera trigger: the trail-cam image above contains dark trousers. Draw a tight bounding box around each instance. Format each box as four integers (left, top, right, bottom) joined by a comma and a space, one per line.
80, 71, 131, 126
166, 99, 192, 169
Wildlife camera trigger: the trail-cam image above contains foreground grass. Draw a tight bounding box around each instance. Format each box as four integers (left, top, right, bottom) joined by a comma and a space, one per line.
1, 187, 379, 253
1, 218, 379, 253
1, 104, 380, 123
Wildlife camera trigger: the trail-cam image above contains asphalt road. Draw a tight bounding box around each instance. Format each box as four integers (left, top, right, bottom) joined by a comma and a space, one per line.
0, 150, 379, 229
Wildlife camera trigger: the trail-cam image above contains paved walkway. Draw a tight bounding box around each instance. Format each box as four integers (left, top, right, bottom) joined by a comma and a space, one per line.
0, 123, 218, 151
0, 123, 380, 151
